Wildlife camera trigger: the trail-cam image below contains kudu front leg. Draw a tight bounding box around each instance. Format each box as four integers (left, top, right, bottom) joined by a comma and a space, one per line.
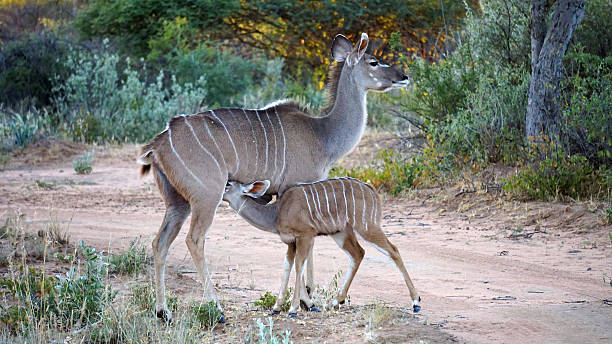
331, 231, 364, 308
185, 197, 227, 323
272, 242, 296, 314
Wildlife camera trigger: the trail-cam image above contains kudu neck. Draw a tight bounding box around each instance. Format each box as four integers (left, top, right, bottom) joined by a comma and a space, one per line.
315, 67, 367, 161
226, 196, 278, 234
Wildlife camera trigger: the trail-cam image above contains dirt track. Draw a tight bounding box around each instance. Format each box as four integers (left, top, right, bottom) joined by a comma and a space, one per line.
1, 142, 611, 343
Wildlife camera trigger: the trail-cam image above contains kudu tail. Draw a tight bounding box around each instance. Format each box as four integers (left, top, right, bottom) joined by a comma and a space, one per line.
137, 148, 154, 177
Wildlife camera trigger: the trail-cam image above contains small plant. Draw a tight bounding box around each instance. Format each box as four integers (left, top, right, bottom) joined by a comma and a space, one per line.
245, 317, 293, 344
313, 270, 346, 310
190, 301, 222, 328
44, 216, 70, 247
108, 238, 148, 276
254, 290, 291, 312
35, 179, 57, 190
73, 150, 95, 174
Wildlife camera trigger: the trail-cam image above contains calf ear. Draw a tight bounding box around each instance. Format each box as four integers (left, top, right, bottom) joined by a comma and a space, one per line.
243, 180, 271, 198
332, 34, 353, 62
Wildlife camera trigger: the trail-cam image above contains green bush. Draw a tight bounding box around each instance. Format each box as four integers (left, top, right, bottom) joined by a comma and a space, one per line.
53, 44, 207, 143
190, 301, 222, 328
254, 290, 291, 312
245, 318, 293, 344
503, 145, 610, 201
0, 33, 71, 108
572, 0, 612, 58
330, 149, 421, 196
73, 151, 94, 174
108, 238, 148, 276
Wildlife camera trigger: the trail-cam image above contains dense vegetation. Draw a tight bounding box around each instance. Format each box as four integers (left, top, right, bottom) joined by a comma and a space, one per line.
0, 0, 610, 203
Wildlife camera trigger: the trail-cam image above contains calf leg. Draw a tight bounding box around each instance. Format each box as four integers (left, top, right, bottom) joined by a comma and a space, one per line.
273, 242, 295, 314
288, 236, 314, 317
331, 229, 365, 307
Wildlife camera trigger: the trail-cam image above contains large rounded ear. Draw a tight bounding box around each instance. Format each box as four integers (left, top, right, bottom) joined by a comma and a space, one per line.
243, 180, 271, 198
331, 34, 353, 62
350, 32, 369, 65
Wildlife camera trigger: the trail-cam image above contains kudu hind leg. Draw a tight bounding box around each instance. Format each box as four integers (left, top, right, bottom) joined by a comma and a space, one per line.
152, 167, 190, 321
331, 231, 365, 308
365, 229, 421, 312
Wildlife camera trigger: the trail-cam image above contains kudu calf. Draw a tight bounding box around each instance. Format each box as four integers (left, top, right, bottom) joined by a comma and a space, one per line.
223, 178, 421, 317
138, 33, 410, 321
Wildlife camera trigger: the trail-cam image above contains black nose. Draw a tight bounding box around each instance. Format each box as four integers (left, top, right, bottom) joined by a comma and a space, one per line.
400, 73, 409, 81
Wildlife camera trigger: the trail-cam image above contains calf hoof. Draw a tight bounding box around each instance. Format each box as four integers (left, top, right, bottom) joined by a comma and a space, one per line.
217, 312, 226, 324
156, 309, 172, 322
339, 300, 345, 305
306, 286, 312, 297
308, 306, 321, 312
270, 310, 280, 315
288, 312, 297, 318
413, 304, 421, 313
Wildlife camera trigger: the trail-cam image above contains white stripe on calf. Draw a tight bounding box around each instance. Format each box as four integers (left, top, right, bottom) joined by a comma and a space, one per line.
168, 125, 205, 187
210, 110, 239, 175
330, 182, 340, 227
321, 183, 334, 227
340, 180, 349, 222
358, 183, 367, 227
242, 109, 259, 175
301, 187, 316, 225
349, 182, 356, 227
255, 110, 269, 174
183, 116, 222, 176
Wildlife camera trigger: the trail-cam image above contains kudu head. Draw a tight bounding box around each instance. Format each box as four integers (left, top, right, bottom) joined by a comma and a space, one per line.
332, 33, 409, 92
224, 180, 270, 203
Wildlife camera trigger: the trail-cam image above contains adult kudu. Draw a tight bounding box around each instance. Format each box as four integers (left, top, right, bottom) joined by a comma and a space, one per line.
137, 33, 410, 322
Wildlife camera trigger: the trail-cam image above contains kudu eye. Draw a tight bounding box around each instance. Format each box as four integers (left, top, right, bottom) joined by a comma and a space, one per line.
368, 60, 378, 67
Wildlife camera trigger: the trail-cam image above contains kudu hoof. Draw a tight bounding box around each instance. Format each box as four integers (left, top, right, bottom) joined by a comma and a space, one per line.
288, 312, 297, 318
217, 312, 226, 324
270, 310, 280, 315
413, 305, 421, 313
307, 306, 321, 312
156, 309, 172, 322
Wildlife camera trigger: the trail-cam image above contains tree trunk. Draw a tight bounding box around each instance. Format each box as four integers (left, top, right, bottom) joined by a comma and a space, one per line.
526, 0, 585, 140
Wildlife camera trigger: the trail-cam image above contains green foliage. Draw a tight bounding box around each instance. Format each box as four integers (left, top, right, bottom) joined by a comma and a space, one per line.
54, 45, 206, 143
402, 46, 479, 124
0, 33, 71, 108
561, 51, 612, 167
190, 301, 222, 329
245, 318, 293, 344
74, 0, 241, 57
0, 242, 115, 333
73, 150, 94, 174
503, 144, 609, 201
108, 238, 148, 276
254, 290, 291, 312
330, 150, 421, 196
572, 0, 612, 58
463, 0, 531, 71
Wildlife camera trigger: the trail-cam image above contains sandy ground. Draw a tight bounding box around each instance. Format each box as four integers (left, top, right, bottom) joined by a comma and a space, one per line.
1, 140, 611, 343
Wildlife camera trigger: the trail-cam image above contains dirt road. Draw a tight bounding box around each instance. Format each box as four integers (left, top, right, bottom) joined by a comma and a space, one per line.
1, 142, 611, 343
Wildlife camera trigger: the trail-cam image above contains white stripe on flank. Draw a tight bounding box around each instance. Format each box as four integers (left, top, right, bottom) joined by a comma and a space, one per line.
313, 184, 324, 221
340, 180, 349, 222
349, 182, 356, 227
168, 125, 205, 187
183, 116, 222, 175
301, 187, 316, 225
264, 109, 278, 182
227, 109, 247, 172
242, 109, 259, 174
309, 185, 324, 223
202, 115, 227, 169
209, 110, 239, 175
255, 110, 269, 174
274, 107, 287, 181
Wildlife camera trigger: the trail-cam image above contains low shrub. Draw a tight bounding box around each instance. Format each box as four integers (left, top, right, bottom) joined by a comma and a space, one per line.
108, 238, 148, 276
190, 301, 222, 329
245, 318, 293, 344
330, 149, 421, 196
254, 290, 291, 312
73, 150, 94, 174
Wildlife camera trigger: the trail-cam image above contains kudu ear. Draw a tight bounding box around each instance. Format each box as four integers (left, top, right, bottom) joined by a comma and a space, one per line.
331, 34, 353, 62
349, 32, 369, 65
242, 180, 271, 198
